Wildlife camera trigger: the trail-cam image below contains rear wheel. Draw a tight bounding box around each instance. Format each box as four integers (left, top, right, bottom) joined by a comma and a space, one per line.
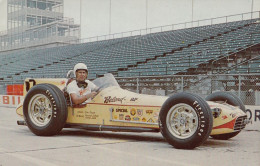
159, 92, 213, 149
23, 84, 68, 136
206, 91, 245, 140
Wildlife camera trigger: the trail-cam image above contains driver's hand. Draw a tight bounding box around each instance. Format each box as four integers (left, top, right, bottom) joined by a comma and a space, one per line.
90, 91, 97, 98
95, 87, 101, 92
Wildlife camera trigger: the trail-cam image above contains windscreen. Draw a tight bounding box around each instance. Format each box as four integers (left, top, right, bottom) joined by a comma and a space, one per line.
92, 73, 120, 89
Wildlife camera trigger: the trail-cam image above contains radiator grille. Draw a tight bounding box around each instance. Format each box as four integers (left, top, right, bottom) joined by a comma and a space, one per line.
234, 115, 247, 131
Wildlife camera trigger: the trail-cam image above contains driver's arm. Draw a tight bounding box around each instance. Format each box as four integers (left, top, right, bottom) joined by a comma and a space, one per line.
70, 92, 97, 105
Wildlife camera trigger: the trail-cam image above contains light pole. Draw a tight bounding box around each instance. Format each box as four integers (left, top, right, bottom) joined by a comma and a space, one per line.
251, 0, 254, 19
80, 0, 82, 41
146, 0, 148, 32
191, 0, 194, 27
109, 0, 111, 35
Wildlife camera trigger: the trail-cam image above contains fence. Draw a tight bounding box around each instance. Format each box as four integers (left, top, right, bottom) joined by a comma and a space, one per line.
117, 74, 260, 106
0, 74, 259, 105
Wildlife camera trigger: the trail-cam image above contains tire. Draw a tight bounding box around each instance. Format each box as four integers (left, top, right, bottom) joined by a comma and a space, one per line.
205, 91, 245, 112
23, 84, 68, 136
206, 91, 245, 140
159, 92, 213, 149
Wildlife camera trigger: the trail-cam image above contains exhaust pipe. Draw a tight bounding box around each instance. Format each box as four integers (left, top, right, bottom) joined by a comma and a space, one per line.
17, 120, 26, 126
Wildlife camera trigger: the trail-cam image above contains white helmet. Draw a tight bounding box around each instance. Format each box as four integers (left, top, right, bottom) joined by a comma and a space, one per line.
73, 63, 88, 76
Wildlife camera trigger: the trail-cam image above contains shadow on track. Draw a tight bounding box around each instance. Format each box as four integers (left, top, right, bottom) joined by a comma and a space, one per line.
60, 128, 166, 143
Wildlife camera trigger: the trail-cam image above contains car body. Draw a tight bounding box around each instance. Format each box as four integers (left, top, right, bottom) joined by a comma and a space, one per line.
16, 74, 248, 149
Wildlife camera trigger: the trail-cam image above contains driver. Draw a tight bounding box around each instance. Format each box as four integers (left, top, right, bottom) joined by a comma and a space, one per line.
67, 63, 98, 105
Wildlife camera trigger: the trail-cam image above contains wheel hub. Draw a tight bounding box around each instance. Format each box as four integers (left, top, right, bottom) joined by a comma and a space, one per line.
28, 94, 53, 127
180, 118, 185, 125
166, 103, 199, 139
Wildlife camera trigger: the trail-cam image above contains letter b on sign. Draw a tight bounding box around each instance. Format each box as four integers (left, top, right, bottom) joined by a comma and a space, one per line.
3, 96, 9, 104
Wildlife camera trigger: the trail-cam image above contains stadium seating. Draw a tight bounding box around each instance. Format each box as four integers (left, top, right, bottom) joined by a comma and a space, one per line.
227, 56, 260, 74
0, 18, 260, 82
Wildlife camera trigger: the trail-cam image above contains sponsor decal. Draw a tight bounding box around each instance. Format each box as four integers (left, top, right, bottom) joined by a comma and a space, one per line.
116, 108, 127, 113
133, 117, 140, 121
213, 119, 236, 130
146, 110, 153, 115
153, 112, 159, 119
61, 80, 66, 85
147, 118, 154, 123
119, 114, 124, 120
125, 115, 131, 121
130, 108, 136, 116
222, 115, 228, 120
79, 89, 88, 96
109, 107, 114, 112
137, 109, 143, 116
230, 113, 238, 118
142, 118, 146, 122
104, 96, 126, 104
130, 97, 138, 101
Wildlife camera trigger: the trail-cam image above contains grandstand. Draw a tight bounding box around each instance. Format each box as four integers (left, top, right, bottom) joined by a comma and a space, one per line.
0, 16, 259, 83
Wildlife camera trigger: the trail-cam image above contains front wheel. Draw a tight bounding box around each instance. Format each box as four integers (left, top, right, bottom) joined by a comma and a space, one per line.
159, 92, 213, 149
23, 84, 68, 136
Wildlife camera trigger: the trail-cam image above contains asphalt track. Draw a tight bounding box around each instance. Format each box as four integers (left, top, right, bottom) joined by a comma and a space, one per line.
0, 107, 259, 166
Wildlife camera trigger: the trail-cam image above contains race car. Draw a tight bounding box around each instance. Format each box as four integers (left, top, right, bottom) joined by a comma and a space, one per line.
16, 73, 249, 149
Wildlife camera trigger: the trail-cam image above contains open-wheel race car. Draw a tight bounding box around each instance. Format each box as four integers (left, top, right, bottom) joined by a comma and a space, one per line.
16, 73, 249, 149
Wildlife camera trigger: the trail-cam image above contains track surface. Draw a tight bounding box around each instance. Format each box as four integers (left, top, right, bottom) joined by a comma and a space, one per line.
0, 107, 259, 166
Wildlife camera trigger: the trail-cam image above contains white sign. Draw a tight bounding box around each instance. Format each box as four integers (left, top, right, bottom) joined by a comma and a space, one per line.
245, 105, 260, 131
0, 95, 23, 108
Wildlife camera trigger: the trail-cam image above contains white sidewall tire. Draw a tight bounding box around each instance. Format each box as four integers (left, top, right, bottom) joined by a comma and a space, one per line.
159, 92, 213, 149
23, 84, 68, 136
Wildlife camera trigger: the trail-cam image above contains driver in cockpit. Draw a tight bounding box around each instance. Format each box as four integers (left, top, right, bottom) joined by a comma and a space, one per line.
66, 63, 98, 105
